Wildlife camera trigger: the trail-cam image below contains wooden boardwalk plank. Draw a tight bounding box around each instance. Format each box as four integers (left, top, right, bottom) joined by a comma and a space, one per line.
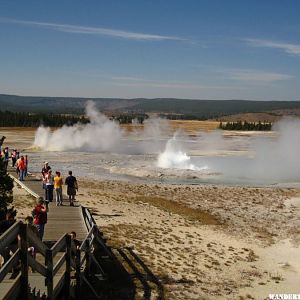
0, 274, 21, 300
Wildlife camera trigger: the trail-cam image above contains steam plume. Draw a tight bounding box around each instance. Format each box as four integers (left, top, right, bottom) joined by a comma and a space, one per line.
34, 101, 123, 151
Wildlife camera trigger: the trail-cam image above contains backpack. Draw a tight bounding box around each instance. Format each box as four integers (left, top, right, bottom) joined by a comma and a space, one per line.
33, 208, 47, 224
38, 212, 47, 224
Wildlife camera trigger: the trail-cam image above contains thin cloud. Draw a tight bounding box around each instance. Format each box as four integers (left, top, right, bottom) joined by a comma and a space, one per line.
0, 18, 185, 41
111, 76, 150, 82
220, 68, 293, 82
245, 38, 300, 56
111, 80, 244, 90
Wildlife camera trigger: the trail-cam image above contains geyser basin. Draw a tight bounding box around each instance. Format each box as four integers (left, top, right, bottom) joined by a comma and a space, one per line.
31, 103, 300, 186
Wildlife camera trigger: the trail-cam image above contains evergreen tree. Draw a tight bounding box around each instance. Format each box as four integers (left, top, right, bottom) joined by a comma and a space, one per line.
220, 121, 272, 131
0, 158, 15, 220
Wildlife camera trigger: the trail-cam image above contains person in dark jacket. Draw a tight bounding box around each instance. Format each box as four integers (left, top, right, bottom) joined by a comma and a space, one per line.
65, 171, 78, 206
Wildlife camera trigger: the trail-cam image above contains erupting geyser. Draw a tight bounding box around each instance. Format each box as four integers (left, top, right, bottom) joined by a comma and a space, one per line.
157, 135, 208, 171
32, 100, 300, 185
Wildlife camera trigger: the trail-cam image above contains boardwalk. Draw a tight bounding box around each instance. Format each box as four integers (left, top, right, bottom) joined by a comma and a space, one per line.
2, 168, 137, 300
8, 169, 87, 242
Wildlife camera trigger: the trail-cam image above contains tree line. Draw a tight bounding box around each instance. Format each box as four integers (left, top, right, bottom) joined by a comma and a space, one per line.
0, 110, 148, 127
158, 114, 207, 120
111, 114, 148, 124
0, 111, 89, 127
219, 121, 272, 131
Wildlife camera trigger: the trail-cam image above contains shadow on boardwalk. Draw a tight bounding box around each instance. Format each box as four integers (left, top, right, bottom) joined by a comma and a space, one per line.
83, 245, 164, 300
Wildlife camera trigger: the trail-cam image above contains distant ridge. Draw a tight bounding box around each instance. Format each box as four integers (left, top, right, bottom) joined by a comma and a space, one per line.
1, 94, 300, 119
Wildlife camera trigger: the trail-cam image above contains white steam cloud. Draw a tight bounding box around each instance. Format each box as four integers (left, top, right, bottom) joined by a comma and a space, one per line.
158, 118, 300, 183
34, 101, 169, 154
33, 101, 300, 184
34, 101, 123, 151
248, 118, 300, 182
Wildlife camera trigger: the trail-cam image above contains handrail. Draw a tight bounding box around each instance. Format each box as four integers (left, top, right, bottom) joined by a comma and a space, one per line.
28, 254, 47, 277
27, 226, 47, 256
82, 206, 113, 260
51, 234, 67, 257
53, 253, 66, 277
79, 225, 94, 251
9, 175, 40, 199
0, 204, 111, 300
0, 221, 20, 253
0, 248, 20, 282
0, 223, 71, 300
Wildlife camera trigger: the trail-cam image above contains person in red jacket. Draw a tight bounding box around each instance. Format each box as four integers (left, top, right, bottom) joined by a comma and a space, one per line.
32, 197, 48, 240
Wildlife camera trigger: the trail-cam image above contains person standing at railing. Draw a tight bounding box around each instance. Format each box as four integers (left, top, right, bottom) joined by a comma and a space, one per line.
54, 171, 63, 206
32, 197, 48, 240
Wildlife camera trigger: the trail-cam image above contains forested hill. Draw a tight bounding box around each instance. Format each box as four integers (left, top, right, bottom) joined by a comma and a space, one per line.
1, 94, 300, 119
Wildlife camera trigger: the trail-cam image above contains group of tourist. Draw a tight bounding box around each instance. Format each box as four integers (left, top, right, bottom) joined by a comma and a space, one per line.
41, 161, 78, 207
0, 145, 28, 181
0, 138, 81, 274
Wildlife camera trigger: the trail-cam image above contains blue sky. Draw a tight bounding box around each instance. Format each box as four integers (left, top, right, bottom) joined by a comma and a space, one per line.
0, 0, 300, 100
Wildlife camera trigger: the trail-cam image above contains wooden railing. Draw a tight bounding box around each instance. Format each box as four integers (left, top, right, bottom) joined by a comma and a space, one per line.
82, 206, 112, 258
0, 207, 113, 300
0, 221, 72, 300
76, 207, 114, 299
0, 221, 23, 300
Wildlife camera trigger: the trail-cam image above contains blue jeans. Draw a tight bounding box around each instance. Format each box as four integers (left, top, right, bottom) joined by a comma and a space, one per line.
55, 187, 63, 205
35, 224, 45, 240
19, 169, 25, 181
46, 185, 54, 202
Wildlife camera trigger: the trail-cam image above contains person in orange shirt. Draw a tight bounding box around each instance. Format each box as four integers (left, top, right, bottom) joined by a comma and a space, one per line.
54, 171, 63, 206
18, 156, 26, 181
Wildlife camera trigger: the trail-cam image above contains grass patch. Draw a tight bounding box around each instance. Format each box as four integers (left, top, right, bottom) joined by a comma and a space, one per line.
135, 195, 221, 225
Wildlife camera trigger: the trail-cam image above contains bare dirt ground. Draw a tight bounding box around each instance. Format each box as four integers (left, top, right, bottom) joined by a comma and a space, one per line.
76, 179, 300, 300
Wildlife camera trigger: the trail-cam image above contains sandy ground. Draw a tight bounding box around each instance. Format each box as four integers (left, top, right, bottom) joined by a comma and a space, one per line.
3, 126, 300, 299
12, 183, 37, 221
74, 179, 300, 300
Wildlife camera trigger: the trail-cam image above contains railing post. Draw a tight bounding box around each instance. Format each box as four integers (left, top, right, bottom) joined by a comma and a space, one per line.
46, 248, 54, 300
20, 223, 29, 300
65, 234, 71, 300
85, 239, 91, 275
75, 248, 81, 300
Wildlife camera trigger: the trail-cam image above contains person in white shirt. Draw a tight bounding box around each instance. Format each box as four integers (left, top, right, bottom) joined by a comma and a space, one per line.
45, 170, 54, 202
